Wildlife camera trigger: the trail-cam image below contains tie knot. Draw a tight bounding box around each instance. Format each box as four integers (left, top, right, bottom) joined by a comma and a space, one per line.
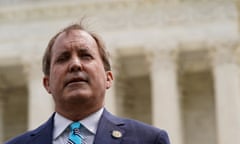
67, 122, 82, 144
70, 122, 81, 131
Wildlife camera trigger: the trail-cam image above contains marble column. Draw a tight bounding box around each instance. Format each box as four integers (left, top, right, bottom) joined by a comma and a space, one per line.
148, 49, 183, 144
24, 60, 54, 130
211, 44, 240, 144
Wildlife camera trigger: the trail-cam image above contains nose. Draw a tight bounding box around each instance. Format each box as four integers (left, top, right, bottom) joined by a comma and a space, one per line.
69, 56, 83, 72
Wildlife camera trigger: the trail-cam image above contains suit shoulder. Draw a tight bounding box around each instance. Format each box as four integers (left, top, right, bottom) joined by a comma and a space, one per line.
4, 114, 54, 144
4, 130, 34, 144
122, 118, 170, 144
123, 118, 165, 133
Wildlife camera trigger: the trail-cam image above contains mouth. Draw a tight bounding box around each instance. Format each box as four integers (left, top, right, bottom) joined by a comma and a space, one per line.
65, 76, 89, 87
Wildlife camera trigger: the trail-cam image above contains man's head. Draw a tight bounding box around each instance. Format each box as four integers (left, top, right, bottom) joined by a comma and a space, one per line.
42, 23, 111, 76
42, 22, 113, 120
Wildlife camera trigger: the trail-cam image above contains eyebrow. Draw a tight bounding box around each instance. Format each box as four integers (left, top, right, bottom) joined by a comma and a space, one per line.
78, 47, 89, 52
56, 47, 89, 57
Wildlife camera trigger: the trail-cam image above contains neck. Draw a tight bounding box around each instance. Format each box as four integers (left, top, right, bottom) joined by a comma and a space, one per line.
55, 104, 103, 121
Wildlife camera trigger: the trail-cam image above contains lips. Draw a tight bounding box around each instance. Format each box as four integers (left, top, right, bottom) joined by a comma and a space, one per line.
64, 75, 89, 87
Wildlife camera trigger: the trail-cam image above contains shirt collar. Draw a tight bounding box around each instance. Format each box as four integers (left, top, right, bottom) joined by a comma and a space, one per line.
53, 108, 104, 140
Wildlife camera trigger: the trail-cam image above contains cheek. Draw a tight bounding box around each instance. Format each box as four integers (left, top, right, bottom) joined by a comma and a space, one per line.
51, 65, 64, 77
96, 69, 108, 86
49, 67, 63, 88
87, 66, 105, 84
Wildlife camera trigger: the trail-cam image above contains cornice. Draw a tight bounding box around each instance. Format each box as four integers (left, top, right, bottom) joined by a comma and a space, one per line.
0, 1, 237, 29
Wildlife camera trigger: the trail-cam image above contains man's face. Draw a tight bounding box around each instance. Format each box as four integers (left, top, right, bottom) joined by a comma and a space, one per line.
43, 29, 113, 112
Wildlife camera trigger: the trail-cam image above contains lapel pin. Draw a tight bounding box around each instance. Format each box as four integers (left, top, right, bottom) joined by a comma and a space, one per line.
112, 130, 122, 139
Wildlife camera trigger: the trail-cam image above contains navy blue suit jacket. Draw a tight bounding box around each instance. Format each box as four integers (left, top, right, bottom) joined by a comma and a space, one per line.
5, 109, 170, 144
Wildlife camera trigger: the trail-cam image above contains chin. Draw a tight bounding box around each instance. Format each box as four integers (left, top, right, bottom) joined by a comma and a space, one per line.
66, 91, 92, 101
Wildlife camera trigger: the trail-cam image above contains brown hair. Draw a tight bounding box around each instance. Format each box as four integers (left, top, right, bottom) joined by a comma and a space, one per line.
42, 23, 111, 75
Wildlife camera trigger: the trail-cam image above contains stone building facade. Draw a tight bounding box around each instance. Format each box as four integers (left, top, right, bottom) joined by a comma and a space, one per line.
0, 0, 240, 144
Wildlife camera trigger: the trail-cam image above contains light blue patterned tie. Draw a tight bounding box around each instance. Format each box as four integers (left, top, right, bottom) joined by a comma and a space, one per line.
67, 122, 82, 144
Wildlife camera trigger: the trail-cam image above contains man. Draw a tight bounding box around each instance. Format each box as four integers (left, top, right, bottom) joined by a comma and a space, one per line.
5, 22, 170, 144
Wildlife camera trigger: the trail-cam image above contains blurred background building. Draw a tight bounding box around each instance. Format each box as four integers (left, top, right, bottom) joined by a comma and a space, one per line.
0, 0, 240, 144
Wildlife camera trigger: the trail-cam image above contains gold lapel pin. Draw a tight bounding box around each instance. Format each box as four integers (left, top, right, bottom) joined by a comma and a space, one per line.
112, 130, 122, 139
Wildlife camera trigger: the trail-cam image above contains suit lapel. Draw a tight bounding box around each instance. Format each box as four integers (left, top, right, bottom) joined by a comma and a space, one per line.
94, 110, 125, 144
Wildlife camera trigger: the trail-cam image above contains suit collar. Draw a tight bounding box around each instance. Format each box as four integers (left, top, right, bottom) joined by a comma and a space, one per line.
94, 109, 125, 144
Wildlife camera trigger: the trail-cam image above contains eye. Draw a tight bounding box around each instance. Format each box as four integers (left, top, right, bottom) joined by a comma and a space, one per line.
80, 53, 93, 60
56, 52, 70, 63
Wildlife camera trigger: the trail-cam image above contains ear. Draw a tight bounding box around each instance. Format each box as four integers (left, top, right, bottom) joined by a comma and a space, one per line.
105, 71, 113, 89
43, 76, 52, 94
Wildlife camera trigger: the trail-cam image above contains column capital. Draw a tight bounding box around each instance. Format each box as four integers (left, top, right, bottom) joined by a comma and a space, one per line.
209, 40, 240, 67
146, 48, 179, 72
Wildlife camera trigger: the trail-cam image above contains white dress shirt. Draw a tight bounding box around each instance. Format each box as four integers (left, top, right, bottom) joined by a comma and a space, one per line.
53, 108, 104, 144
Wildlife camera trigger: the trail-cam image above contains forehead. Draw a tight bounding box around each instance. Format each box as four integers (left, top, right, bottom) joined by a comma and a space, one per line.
52, 29, 98, 52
